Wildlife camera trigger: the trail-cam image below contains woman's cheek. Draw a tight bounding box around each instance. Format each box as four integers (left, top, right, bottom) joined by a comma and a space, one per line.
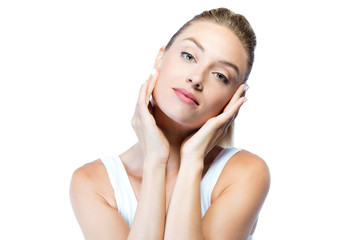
211, 95, 231, 115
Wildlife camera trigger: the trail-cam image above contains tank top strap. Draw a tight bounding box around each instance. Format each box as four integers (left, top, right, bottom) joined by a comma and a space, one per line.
200, 147, 242, 217
101, 156, 138, 227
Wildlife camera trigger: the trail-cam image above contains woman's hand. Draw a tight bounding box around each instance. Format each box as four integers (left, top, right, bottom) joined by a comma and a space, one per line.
131, 69, 170, 164
180, 84, 248, 161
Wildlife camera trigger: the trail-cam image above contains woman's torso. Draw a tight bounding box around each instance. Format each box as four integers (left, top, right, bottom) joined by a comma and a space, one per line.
92, 145, 227, 213
82, 145, 256, 238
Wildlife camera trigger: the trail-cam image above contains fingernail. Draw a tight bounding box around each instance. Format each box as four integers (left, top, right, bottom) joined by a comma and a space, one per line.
243, 98, 248, 103
244, 85, 249, 91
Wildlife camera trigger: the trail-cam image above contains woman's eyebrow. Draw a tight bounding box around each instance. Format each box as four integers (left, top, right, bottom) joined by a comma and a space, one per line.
183, 37, 241, 79
218, 60, 240, 79
183, 37, 205, 52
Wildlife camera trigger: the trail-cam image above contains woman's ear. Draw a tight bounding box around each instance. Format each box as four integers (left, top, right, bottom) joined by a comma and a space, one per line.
153, 46, 165, 69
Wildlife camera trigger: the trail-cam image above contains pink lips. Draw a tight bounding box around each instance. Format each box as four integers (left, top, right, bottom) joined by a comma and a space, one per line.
173, 88, 199, 106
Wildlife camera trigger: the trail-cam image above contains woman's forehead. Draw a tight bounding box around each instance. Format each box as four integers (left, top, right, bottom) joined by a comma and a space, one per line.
178, 21, 241, 46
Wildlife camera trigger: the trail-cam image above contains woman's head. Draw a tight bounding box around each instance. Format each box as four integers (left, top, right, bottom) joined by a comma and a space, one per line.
165, 8, 256, 83
152, 8, 256, 146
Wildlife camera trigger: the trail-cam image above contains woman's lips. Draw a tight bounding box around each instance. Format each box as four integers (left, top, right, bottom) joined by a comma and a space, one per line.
172, 88, 199, 106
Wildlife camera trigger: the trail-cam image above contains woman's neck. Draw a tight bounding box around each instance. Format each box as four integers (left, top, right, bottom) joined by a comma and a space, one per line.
151, 103, 198, 175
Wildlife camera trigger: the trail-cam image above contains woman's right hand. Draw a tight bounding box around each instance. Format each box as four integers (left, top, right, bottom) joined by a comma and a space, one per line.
131, 68, 170, 165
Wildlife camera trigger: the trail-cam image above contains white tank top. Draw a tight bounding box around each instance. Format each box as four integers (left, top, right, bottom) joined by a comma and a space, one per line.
101, 147, 253, 240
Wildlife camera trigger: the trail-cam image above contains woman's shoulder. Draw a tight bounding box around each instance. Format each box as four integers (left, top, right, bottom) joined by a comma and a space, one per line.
71, 159, 106, 184
227, 148, 270, 183
213, 148, 270, 200
228, 148, 270, 176
70, 159, 117, 209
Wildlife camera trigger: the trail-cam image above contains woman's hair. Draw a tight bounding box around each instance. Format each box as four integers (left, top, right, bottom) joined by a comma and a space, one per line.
165, 8, 257, 147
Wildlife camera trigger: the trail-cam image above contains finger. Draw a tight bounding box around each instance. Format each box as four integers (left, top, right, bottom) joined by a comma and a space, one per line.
146, 68, 159, 104
234, 108, 240, 118
137, 80, 149, 107
223, 83, 248, 112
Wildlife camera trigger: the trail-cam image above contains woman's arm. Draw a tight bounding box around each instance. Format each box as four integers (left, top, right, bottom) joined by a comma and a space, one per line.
164, 152, 270, 240
70, 70, 169, 240
128, 69, 169, 239
70, 159, 167, 240
201, 151, 270, 240
164, 158, 205, 240
128, 160, 167, 240
70, 161, 131, 240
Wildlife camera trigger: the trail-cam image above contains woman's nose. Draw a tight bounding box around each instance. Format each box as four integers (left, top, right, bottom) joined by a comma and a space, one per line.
185, 78, 203, 90
185, 67, 205, 91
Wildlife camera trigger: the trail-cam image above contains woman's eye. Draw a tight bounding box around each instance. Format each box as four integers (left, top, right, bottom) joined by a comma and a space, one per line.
214, 72, 229, 84
181, 52, 195, 62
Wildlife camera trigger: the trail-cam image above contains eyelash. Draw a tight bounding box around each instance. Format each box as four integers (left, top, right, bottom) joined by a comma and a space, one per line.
181, 51, 230, 84
213, 72, 229, 84
181, 52, 196, 62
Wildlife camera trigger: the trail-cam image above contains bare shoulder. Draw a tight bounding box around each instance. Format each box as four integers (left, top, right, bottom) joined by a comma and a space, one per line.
213, 149, 271, 201
71, 159, 106, 188
72, 159, 106, 179
230, 149, 269, 179
70, 159, 117, 209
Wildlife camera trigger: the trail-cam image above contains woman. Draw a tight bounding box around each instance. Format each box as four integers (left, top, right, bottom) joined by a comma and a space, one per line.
70, 8, 270, 240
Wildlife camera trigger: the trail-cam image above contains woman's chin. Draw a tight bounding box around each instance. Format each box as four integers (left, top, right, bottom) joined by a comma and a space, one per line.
152, 103, 204, 130
164, 110, 203, 129
170, 115, 204, 129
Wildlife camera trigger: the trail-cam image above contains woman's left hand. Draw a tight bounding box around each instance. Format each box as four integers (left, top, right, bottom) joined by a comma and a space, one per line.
180, 84, 248, 161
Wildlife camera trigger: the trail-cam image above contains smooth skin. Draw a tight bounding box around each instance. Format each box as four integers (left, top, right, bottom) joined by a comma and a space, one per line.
70, 21, 270, 240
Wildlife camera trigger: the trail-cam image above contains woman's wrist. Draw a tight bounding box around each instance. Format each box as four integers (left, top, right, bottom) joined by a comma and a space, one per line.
181, 150, 204, 161
180, 155, 204, 171
143, 151, 169, 164
143, 157, 167, 172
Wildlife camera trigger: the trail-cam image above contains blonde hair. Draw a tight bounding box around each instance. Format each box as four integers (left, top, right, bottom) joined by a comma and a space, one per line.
165, 8, 256, 147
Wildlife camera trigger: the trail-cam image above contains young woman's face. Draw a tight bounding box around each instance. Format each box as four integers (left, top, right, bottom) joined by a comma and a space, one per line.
153, 21, 248, 129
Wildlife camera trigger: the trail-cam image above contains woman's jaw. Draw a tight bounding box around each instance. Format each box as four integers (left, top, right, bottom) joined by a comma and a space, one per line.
150, 97, 203, 144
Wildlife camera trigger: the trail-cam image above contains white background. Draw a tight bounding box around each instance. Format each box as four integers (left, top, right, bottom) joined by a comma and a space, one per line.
1, 0, 359, 239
